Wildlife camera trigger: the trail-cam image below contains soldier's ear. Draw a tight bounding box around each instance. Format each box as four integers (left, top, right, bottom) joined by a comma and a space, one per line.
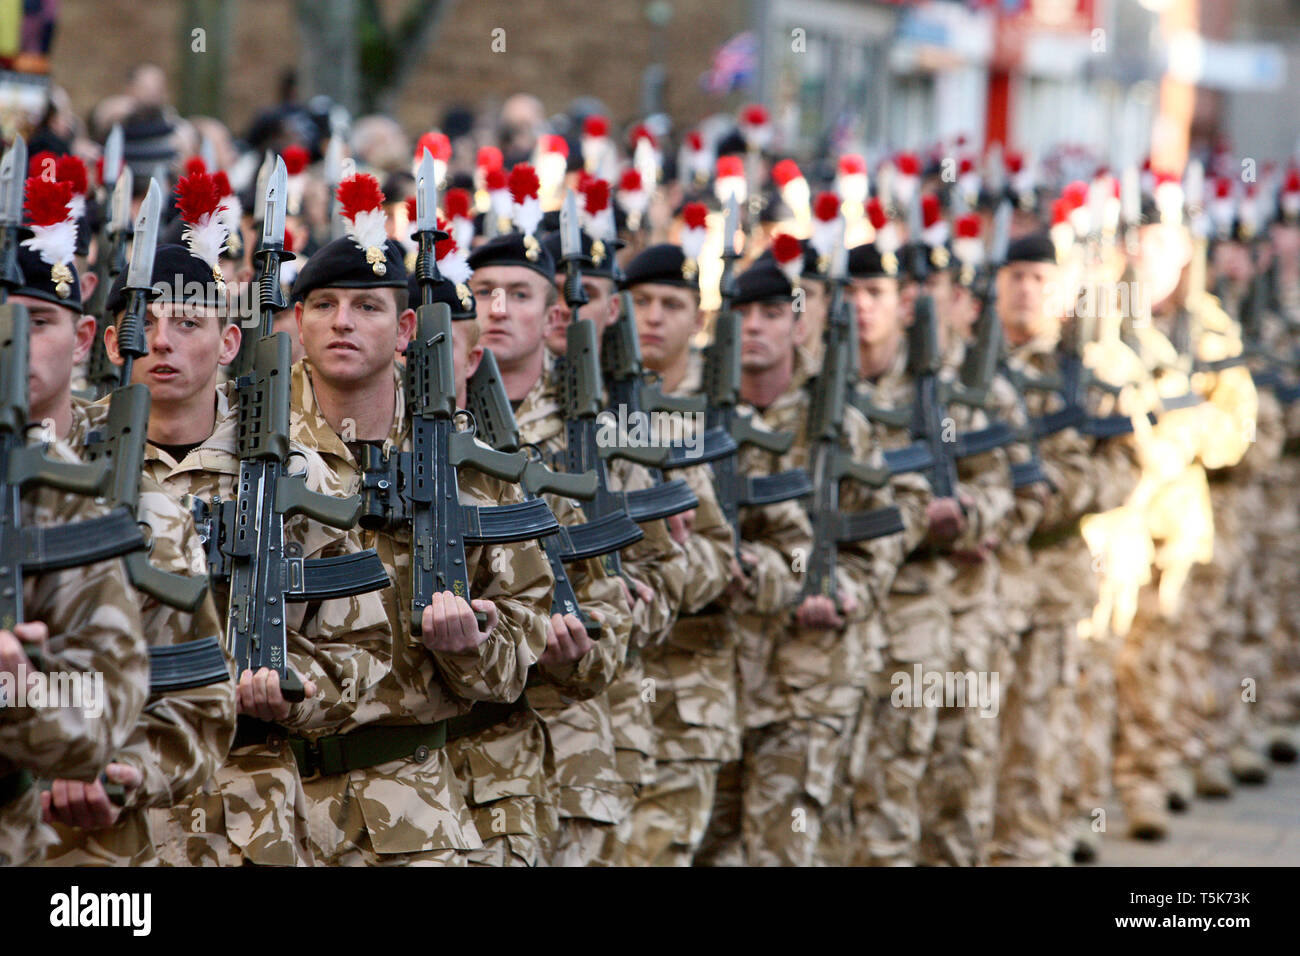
79, 270, 99, 306
103, 321, 125, 367
72, 313, 97, 364
466, 343, 483, 380
219, 319, 241, 365
397, 307, 416, 352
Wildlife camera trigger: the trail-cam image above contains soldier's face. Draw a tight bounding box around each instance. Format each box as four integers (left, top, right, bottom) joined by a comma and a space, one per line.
849, 277, 900, 350
106, 301, 240, 406
997, 261, 1056, 342
296, 287, 414, 388
17, 297, 94, 425
739, 299, 800, 374
630, 283, 701, 370
547, 273, 619, 356
470, 266, 559, 368
1210, 239, 1253, 285
1135, 222, 1193, 306
797, 280, 830, 349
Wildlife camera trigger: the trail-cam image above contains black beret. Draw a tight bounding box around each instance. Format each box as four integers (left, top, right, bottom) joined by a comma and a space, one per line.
623, 243, 699, 290
466, 232, 555, 280
1003, 233, 1057, 266
847, 243, 899, 280
291, 236, 407, 301
106, 243, 228, 315
732, 259, 794, 306
899, 240, 955, 280
15, 237, 82, 312
539, 230, 623, 281
758, 191, 794, 225
406, 271, 476, 320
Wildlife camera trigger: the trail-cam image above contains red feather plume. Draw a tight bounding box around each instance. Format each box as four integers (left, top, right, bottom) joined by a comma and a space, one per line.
716, 155, 744, 179
837, 154, 866, 177
921, 193, 942, 229
434, 215, 458, 260
415, 131, 451, 162
540, 134, 569, 157
184, 156, 208, 178
741, 103, 769, 127
771, 232, 801, 264
895, 152, 920, 177
336, 174, 385, 220
283, 228, 295, 253
685, 131, 704, 152
583, 179, 610, 214
1005, 152, 1024, 174
283, 144, 311, 176
175, 171, 223, 224
583, 115, 609, 139
682, 202, 708, 230
813, 191, 840, 222
629, 124, 656, 150
27, 150, 57, 180
1062, 180, 1088, 210
485, 168, 508, 192
507, 164, 540, 204
444, 187, 472, 219
955, 214, 981, 239
55, 155, 88, 195
619, 169, 643, 193
23, 177, 73, 227
477, 146, 504, 172
213, 170, 233, 198
405, 196, 418, 225
866, 197, 888, 230
772, 159, 802, 188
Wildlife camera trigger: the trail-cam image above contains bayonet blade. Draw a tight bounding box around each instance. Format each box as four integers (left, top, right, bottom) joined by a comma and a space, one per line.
559, 189, 582, 260
127, 179, 162, 290
722, 195, 740, 259
0, 135, 27, 227
324, 136, 343, 189
990, 200, 1012, 267
262, 157, 288, 249
1120, 167, 1140, 228
827, 216, 848, 282
253, 151, 274, 224
110, 165, 133, 234
102, 125, 124, 190
415, 149, 438, 233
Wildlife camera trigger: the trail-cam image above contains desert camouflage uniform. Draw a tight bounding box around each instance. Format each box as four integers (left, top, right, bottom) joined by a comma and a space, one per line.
42, 399, 236, 865
992, 332, 1104, 866
845, 344, 1004, 866
290, 360, 554, 866
620, 352, 741, 866
147, 381, 392, 866
0, 438, 148, 867
514, 366, 687, 865
739, 348, 909, 866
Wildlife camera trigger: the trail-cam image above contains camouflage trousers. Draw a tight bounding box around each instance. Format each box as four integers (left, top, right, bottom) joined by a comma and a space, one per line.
1059, 632, 1119, 836
0, 788, 47, 867
620, 759, 721, 866
1114, 585, 1192, 813
989, 619, 1077, 866
847, 592, 950, 866
445, 708, 557, 866
693, 759, 745, 867
45, 809, 157, 866
916, 601, 1006, 867
153, 747, 315, 867
1261, 456, 1300, 725
543, 817, 622, 867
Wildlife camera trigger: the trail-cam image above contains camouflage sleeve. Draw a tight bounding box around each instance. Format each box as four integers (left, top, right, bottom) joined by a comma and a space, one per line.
736, 496, 811, 615
110, 484, 235, 809
0, 492, 147, 782
1037, 427, 1099, 531
1238, 386, 1284, 477
952, 402, 1014, 551
610, 460, 689, 650
675, 464, 736, 614
432, 473, 554, 703
535, 495, 633, 699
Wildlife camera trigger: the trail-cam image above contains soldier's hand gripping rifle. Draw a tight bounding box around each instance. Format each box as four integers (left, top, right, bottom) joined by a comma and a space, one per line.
468, 347, 629, 640
0, 136, 147, 669
358, 151, 558, 634
554, 190, 698, 538
83, 126, 130, 400
800, 222, 904, 607
84, 179, 227, 695
203, 158, 390, 699
701, 195, 811, 544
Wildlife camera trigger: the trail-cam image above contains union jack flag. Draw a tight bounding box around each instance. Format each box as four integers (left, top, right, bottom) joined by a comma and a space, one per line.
701, 31, 757, 96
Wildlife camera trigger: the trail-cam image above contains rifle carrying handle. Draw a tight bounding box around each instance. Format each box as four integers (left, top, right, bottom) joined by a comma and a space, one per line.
276, 475, 362, 530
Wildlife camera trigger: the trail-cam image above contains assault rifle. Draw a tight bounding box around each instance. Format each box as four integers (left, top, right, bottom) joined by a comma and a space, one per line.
83, 126, 130, 400
84, 178, 227, 693
701, 195, 811, 543
0, 136, 146, 669
554, 190, 697, 547
358, 151, 558, 633
199, 158, 390, 698
800, 220, 904, 606
468, 347, 631, 640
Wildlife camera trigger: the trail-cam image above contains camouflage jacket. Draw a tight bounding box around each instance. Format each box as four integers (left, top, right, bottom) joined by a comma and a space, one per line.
145, 380, 391, 865
515, 364, 687, 793
289, 359, 554, 854
741, 348, 906, 724
41, 398, 236, 866
0, 438, 148, 866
